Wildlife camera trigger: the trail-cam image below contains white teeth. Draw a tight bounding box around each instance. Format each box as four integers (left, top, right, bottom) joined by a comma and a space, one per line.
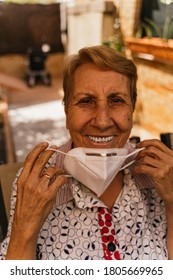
88, 136, 114, 143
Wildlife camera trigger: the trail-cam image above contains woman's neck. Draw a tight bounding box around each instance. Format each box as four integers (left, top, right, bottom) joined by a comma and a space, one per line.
99, 171, 124, 210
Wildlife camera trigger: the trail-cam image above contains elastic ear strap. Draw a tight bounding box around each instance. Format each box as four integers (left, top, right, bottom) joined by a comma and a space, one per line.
46, 148, 77, 158
120, 160, 135, 170
120, 147, 144, 170
126, 147, 144, 158
46, 148, 67, 155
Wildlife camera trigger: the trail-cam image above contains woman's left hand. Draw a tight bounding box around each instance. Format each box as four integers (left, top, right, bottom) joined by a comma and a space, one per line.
135, 139, 173, 259
135, 139, 173, 205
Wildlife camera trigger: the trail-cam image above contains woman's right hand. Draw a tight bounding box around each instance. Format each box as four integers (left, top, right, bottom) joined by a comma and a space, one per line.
6, 142, 66, 259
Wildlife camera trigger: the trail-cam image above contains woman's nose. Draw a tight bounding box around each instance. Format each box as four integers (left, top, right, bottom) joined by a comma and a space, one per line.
91, 103, 113, 130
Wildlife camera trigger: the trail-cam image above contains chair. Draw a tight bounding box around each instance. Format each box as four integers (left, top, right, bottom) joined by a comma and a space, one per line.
0, 162, 23, 238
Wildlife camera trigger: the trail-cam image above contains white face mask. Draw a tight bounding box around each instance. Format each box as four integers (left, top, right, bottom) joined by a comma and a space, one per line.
61, 146, 143, 197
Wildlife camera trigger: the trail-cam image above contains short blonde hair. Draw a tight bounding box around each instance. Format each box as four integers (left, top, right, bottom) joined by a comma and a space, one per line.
63, 45, 137, 109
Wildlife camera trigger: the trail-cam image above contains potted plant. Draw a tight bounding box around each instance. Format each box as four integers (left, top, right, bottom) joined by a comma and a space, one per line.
125, 0, 173, 62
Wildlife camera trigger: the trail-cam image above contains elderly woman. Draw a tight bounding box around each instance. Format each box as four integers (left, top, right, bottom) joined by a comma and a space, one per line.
1, 45, 173, 260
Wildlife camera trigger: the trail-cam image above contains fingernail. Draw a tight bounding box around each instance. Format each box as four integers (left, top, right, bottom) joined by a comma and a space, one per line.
37, 142, 49, 147
45, 141, 50, 146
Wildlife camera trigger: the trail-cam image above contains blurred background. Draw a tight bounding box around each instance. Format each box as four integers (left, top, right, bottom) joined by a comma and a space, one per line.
0, 0, 173, 163
0, 0, 173, 240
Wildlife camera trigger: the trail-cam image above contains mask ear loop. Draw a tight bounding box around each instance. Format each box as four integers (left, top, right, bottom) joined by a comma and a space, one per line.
120, 147, 144, 171
120, 160, 135, 171
126, 147, 144, 158
46, 148, 76, 157
46, 148, 73, 177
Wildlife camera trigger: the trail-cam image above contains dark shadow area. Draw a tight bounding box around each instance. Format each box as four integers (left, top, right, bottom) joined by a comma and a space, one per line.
140, 0, 173, 38
0, 2, 65, 54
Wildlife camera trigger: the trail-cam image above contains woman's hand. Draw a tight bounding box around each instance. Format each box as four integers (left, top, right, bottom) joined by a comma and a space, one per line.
135, 139, 173, 259
135, 139, 173, 204
6, 142, 66, 259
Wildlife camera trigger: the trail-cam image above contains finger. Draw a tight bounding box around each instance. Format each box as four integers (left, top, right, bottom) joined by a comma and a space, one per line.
35, 173, 66, 209
138, 155, 163, 169
17, 142, 50, 205
30, 144, 58, 177
39, 167, 65, 190
137, 139, 172, 154
136, 143, 173, 162
135, 164, 156, 176
47, 174, 67, 201
21, 144, 58, 187
135, 157, 173, 180
136, 146, 163, 161
20, 142, 49, 182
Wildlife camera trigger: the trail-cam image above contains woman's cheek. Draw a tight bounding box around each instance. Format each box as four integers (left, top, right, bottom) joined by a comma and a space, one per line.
66, 107, 90, 130
121, 112, 133, 131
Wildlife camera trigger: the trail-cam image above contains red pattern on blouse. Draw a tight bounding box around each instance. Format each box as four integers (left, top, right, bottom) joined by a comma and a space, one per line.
98, 207, 121, 260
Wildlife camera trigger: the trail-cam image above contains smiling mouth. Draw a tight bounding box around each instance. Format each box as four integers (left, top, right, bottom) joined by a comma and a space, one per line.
88, 135, 115, 143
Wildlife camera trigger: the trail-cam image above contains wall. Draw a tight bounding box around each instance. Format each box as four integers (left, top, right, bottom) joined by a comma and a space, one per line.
114, 0, 142, 38
133, 57, 173, 137
66, 0, 116, 54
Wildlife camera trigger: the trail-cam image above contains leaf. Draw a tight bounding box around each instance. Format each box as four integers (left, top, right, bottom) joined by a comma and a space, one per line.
144, 17, 162, 37
142, 22, 152, 38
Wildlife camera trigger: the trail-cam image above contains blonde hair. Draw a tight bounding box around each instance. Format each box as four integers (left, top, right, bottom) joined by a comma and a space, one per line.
63, 45, 137, 109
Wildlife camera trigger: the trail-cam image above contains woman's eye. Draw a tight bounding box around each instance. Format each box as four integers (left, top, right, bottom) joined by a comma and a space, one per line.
77, 97, 94, 105
110, 97, 124, 104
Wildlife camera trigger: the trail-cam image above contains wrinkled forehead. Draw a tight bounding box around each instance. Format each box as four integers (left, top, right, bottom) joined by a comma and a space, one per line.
73, 63, 130, 86
64, 62, 135, 109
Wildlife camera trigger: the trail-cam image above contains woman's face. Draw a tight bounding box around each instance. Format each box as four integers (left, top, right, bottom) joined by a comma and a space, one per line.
65, 63, 134, 149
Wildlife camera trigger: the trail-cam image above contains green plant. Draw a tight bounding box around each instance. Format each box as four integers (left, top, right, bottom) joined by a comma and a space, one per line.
102, 17, 124, 52
162, 1, 173, 40
135, 17, 162, 38
135, 1, 173, 41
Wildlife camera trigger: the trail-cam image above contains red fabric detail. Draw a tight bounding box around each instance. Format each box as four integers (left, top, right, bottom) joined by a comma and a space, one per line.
108, 235, 114, 242
101, 227, 109, 234
99, 208, 105, 214
98, 207, 121, 260
114, 251, 121, 260
105, 213, 112, 221
102, 235, 108, 243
